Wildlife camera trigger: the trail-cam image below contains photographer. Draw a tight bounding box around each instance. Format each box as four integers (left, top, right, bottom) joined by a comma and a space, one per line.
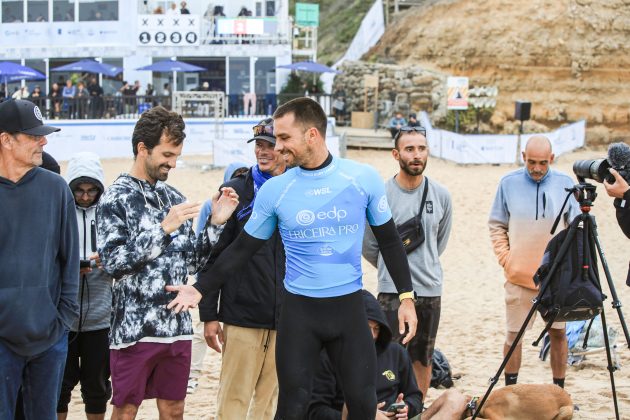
604, 167, 630, 239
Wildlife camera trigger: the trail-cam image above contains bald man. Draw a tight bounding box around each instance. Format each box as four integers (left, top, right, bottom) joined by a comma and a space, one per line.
488, 136, 580, 388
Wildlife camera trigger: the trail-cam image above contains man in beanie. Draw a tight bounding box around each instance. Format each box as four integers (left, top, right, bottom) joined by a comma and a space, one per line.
0, 99, 79, 418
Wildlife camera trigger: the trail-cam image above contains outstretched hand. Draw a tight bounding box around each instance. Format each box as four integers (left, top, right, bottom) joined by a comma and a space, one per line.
165, 284, 202, 313
210, 187, 239, 225
398, 299, 417, 345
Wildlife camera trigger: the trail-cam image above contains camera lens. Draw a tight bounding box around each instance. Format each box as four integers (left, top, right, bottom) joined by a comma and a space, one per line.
573, 159, 612, 183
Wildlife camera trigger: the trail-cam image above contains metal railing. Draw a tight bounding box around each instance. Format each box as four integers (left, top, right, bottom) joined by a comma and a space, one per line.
33, 93, 335, 120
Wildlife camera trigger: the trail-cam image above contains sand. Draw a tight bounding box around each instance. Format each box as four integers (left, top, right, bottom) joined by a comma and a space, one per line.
66, 147, 630, 419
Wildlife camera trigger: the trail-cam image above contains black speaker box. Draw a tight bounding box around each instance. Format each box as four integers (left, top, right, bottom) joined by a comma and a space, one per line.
514, 101, 531, 121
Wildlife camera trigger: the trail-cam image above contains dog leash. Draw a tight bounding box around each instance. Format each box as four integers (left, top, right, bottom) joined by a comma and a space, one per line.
465, 396, 479, 418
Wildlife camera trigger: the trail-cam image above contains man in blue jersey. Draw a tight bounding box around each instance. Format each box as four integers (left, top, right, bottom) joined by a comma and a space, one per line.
167, 97, 417, 419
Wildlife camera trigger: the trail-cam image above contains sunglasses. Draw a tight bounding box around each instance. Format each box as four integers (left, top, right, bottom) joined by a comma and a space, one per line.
253, 123, 274, 138
394, 126, 427, 143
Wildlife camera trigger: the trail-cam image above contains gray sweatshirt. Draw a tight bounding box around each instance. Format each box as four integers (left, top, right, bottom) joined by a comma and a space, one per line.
66, 152, 112, 332
363, 176, 452, 297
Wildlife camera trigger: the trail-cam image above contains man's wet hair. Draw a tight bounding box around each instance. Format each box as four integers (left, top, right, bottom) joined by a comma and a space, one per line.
273, 97, 327, 138
132, 106, 185, 157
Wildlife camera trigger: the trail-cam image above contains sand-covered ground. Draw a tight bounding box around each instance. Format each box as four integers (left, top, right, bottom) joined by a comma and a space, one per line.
66, 147, 630, 419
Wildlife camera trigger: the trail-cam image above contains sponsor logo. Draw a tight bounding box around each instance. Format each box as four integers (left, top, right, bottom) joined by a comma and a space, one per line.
319, 245, 333, 256
382, 370, 396, 381
251, 210, 258, 220
426, 201, 433, 214
296, 210, 315, 226
33, 106, 43, 121
286, 223, 359, 240
377, 195, 388, 212
295, 206, 347, 226
305, 186, 331, 196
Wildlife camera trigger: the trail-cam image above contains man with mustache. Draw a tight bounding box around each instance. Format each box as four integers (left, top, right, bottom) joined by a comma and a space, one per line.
363, 125, 452, 403
489, 135, 579, 388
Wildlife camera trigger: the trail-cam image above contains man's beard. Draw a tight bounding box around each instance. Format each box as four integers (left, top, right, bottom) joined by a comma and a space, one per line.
146, 161, 170, 182
400, 158, 426, 177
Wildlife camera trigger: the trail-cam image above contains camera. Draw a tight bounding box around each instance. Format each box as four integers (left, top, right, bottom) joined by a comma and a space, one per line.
573, 159, 615, 183
574, 143, 630, 184
573, 159, 629, 184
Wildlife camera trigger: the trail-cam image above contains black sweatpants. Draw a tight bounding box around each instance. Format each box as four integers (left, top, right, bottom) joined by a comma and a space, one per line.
57, 329, 111, 414
274, 290, 377, 420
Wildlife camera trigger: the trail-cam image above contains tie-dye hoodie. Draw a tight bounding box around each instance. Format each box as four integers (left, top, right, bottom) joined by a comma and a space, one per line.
96, 173, 223, 348
489, 168, 580, 290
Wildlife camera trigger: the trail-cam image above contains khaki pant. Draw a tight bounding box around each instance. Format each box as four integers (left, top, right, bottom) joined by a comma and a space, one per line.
190, 320, 207, 379
215, 324, 278, 420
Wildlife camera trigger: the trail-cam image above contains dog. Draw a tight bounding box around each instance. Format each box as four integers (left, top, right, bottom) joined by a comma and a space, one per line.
464, 384, 573, 420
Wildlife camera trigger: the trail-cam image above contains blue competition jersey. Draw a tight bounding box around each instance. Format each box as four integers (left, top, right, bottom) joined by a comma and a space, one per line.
245, 156, 392, 297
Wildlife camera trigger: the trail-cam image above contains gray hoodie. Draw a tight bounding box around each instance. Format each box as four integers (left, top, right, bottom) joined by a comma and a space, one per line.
66, 152, 112, 332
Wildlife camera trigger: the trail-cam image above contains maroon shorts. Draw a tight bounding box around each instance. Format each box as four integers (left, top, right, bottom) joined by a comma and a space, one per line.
110, 340, 191, 407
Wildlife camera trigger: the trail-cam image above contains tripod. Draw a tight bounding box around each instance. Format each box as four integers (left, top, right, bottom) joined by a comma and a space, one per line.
472, 183, 630, 420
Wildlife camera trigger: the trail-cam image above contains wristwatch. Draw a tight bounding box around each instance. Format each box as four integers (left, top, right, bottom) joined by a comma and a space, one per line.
399, 291, 417, 303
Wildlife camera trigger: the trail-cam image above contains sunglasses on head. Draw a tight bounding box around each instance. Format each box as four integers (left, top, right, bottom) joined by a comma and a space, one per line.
253, 123, 274, 138
394, 125, 427, 142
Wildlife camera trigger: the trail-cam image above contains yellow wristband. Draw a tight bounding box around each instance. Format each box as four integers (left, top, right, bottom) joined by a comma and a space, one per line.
399, 292, 415, 302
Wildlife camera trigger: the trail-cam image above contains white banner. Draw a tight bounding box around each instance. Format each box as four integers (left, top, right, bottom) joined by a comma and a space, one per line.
2, 22, 126, 46
45, 118, 340, 166
137, 14, 200, 46
419, 112, 586, 164
322, 0, 385, 92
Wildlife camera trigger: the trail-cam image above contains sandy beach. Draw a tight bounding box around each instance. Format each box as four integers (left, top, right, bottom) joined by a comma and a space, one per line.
66, 147, 630, 419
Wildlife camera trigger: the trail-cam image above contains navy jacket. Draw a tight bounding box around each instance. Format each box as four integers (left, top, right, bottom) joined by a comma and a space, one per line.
0, 167, 79, 356
198, 168, 285, 329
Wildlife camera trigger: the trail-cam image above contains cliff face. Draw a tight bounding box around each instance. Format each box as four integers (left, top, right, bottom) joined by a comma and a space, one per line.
367, 0, 630, 140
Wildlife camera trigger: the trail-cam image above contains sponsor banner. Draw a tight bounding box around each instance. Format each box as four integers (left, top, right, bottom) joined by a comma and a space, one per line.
2, 22, 126, 46
137, 14, 200, 46
419, 112, 585, 164
45, 118, 340, 165
447, 77, 469, 110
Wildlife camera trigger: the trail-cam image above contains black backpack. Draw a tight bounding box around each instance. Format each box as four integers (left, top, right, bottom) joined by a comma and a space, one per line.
533, 226, 604, 324
430, 348, 454, 389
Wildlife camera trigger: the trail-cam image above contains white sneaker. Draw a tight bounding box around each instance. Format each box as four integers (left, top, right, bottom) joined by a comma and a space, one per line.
186, 378, 198, 394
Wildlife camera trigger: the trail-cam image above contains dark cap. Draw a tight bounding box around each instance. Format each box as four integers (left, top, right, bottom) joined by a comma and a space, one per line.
409, 113, 417, 119
247, 117, 275, 144
0, 99, 60, 136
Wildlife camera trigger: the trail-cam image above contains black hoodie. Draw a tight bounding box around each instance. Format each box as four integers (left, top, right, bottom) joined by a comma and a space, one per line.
308, 290, 423, 419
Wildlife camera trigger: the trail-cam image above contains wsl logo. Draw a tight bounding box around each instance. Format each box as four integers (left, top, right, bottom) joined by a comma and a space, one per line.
295, 206, 348, 226
306, 186, 332, 196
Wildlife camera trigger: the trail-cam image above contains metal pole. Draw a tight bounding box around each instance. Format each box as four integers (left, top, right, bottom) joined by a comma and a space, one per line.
455, 110, 459, 133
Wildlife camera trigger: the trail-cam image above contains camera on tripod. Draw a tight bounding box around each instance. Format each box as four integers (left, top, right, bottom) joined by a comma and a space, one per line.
572, 143, 630, 184
572, 159, 625, 184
